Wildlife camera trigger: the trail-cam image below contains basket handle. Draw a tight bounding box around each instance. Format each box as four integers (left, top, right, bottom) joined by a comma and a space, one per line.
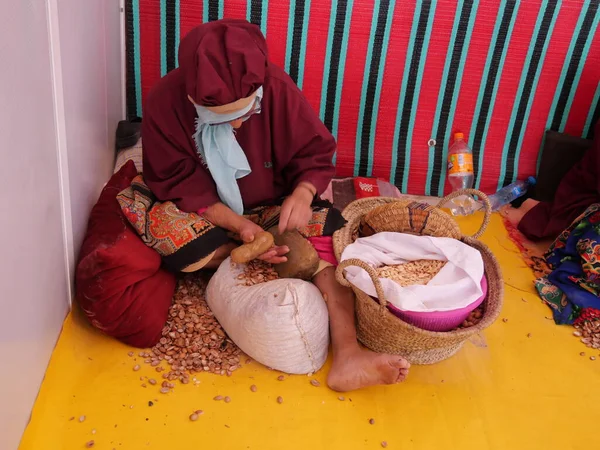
434, 188, 491, 239
335, 258, 388, 313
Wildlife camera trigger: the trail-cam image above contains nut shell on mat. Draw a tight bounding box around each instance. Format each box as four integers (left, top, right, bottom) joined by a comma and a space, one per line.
333, 189, 502, 365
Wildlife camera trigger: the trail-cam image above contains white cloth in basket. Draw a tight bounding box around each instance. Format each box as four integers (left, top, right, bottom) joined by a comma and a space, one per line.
340, 233, 484, 312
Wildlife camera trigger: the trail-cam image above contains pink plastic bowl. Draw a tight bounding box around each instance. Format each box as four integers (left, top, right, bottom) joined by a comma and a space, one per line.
382, 275, 488, 332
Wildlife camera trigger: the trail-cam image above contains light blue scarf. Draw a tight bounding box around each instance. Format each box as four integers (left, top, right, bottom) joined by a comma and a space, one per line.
193, 87, 263, 214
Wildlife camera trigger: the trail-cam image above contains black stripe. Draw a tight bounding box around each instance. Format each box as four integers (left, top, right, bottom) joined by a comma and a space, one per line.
393, 1, 432, 187
430, 0, 474, 195
358, 0, 391, 176
588, 99, 600, 140
550, 2, 599, 131
125, 0, 138, 119
323, 0, 349, 132
162, 228, 231, 272
502, 0, 559, 187
165, 0, 177, 72
472, 1, 517, 188
288, 0, 307, 84
250, 0, 263, 28
208, 0, 219, 22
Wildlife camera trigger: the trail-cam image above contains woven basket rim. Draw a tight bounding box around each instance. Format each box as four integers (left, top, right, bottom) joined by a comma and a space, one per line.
342, 239, 502, 338
333, 197, 503, 340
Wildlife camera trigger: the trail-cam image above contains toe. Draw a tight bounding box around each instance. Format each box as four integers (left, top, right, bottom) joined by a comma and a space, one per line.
389, 357, 410, 369
397, 368, 409, 381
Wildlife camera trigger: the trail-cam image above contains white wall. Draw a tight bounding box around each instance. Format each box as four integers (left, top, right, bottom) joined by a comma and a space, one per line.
0, 1, 122, 449
57, 0, 123, 269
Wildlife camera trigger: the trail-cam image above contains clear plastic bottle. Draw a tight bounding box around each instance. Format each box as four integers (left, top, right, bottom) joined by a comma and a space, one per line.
486, 177, 536, 211
447, 132, 475, 215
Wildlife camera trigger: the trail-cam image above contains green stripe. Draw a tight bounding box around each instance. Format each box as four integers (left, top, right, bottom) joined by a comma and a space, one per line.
540, 2, 592, 173
333, 0, 354, 142
219, 0, 224, 19
332, 0, 354, 166
296, 0, 311, 89
261, 1, 268, 36
559, 6, 600, 132
133, 0, 142, 115
434, 1, 478, 197
284, 0, 296, 74
319, 0, 338, 163
175, 0, 180, 68
425, 0, 466, 196
366, 1, 395, 176
545, 2, 592, 133
319, 1, 338, 121
471, 2, 519, 190
203, 0, 208, 23
160, 0, 167, 76
499, 1, 561, 190
354, 0, 382, 176
583, 82, 600, 138
390, 0, 436, 190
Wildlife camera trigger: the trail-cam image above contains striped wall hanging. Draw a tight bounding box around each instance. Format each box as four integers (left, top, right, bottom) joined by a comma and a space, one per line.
125, 0, 600, 196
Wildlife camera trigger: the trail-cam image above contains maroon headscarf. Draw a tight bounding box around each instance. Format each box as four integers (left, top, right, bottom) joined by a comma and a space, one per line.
142, 19, 336, 213
178, 19, 267, 106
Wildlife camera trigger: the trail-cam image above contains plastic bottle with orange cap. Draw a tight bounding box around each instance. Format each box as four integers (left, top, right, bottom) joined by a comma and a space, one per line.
446, 132, 475, 215
446, 132, 536, 214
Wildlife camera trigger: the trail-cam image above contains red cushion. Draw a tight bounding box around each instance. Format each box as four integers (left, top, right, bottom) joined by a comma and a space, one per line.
76, 161, 176, 347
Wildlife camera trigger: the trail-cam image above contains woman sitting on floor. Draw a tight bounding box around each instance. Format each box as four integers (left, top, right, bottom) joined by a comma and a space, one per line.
506, 120, 600, 242
118, 19, 409, 392
505, 121, 600, 324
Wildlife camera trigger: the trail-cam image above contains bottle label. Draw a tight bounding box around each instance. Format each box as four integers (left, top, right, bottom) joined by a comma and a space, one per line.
447, 153, 473, 175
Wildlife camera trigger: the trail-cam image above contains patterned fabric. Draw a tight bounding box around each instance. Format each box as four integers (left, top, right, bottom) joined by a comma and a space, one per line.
117, 175, 345, 272
117, 176, 231, 272
125, 0, 600, 195
535, 204, 600, 324
247, 201, 344, 239
320, 176, 437, 213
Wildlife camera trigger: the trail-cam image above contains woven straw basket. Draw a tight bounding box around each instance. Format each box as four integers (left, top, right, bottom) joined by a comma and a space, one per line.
333, 189, 504, 364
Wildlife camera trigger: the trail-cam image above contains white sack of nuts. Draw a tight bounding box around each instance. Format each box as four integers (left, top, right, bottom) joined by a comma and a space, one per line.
206, 257, 329, 374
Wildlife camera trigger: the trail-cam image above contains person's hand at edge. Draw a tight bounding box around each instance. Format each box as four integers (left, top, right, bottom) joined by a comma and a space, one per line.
278, 181, 316, 235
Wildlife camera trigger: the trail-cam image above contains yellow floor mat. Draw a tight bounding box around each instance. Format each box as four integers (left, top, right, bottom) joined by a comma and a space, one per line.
20, 214, 600, 450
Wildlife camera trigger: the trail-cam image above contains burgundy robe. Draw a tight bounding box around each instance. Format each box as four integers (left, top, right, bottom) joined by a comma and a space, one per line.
519, 121, 600, 241
141, 19, 336, 213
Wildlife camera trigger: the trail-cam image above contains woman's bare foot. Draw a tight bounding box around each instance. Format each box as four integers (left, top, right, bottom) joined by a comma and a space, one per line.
326, 348, 410, 392
502, 198, 540, 228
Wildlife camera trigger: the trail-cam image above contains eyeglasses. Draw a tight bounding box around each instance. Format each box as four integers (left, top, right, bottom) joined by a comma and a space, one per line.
210, 98, 262, 126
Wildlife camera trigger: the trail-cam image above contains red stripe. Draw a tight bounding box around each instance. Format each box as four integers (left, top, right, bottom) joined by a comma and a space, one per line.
517, 2, 584, 180
408, 0, 458, 195
446, 0, 500, 195
563, 28, 600, 136
479, 0, 541, 194
266, 0, 290, 69
223, 0, 247, 20
179, 0, 203, 41
336, 0, 376, 178
302, 0, 332, 115
139, 0, 162, 104
371, 0, 415, 182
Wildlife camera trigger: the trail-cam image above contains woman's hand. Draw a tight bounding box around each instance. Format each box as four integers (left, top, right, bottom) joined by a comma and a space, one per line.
238, 219, 289, 264
278, 183, 315, 234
